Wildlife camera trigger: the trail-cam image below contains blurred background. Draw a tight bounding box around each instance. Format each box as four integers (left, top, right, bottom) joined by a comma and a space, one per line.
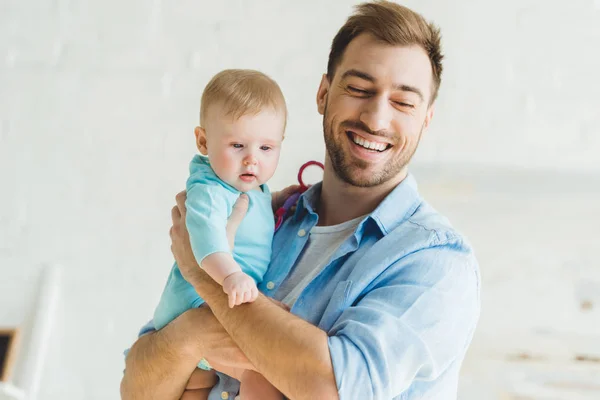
0, 0, 599, 399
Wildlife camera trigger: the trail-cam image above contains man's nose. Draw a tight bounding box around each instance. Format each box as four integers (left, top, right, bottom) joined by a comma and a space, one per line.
359, 96, 392, 133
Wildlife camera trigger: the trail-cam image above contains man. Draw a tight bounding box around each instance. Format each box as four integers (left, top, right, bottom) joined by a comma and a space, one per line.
121, 2, 480, 399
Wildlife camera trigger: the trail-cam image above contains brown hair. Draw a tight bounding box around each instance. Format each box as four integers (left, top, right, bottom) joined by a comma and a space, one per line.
200, 69, 287, 126
327, 1, 443, 103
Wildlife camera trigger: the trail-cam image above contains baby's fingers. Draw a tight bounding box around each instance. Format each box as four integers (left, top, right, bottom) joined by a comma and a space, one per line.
240, 290, 247, 303
236, 291, 245, 306
229, 291, 237, 308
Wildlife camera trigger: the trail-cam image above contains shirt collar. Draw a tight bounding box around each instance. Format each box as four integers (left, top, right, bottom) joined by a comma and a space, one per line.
293, 182, 321, 221
293, 174, 422, 236
368, 173, 422, 235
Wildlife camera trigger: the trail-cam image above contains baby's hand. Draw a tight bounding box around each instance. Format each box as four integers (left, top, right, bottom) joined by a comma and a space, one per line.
222, 271, 258, 308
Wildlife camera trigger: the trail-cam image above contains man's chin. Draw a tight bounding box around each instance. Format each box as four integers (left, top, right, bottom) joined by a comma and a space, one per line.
334, 165, 382, 188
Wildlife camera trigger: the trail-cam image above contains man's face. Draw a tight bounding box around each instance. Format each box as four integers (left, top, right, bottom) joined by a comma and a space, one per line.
317, 33, 435, 187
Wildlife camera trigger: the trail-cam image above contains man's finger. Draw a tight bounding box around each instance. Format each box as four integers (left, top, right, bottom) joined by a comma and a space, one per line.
282, 184, 301, 198
175, 190, 187, 217
272, 184, 301, 210
185, 368, 217, 390
231, 194, 249, 218
227, 194, 249, 231
171, 205, 181, 223
181, 388, 212, 400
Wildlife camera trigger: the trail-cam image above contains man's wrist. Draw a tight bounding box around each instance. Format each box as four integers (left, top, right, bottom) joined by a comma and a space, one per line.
188, 268, 223, 302
168, 308, 207, 362
180, 265, 204, 289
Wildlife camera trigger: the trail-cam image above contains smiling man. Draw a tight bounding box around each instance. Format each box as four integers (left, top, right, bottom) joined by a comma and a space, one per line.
121, 2, 480, 399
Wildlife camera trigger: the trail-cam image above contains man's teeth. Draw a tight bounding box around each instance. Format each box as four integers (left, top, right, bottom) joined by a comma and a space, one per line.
351, 134, 387, 151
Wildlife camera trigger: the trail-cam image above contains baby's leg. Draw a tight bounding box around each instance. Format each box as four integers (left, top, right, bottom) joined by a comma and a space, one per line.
239, 370, 282, 400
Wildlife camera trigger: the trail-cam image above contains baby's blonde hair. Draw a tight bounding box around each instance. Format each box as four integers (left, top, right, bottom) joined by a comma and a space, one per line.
200, 69, 287, 129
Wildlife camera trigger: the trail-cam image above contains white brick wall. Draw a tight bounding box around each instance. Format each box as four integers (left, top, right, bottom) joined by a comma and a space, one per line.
0, 1, 598, 399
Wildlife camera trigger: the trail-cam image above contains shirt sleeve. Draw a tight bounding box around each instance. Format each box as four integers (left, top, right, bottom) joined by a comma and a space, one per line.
327, 241, 480, 399
185, 184, 231, 264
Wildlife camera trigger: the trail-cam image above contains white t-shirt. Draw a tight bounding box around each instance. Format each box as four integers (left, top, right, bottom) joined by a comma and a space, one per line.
278, 215, 365, 307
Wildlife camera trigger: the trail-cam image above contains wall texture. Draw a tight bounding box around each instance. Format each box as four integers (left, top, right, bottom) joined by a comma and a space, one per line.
0, 1, 599, 399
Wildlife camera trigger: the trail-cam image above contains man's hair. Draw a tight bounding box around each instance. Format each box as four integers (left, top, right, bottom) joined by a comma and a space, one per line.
200, 69, 287, 126
327, 1, 444, 103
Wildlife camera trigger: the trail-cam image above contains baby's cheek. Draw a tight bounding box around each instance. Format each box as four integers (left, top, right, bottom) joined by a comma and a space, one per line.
220, 153, 239, 172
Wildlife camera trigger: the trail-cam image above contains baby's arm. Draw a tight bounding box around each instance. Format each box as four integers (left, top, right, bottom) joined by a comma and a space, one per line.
201, 253, 258, 308
185, 185, 258, 308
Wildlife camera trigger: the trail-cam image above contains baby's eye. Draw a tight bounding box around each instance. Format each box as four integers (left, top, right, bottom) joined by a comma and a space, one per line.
260, 145, 272, 151
232, 143, 244, 149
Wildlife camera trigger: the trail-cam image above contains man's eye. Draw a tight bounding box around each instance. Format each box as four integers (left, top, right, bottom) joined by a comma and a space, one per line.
232, 144, 244, 148
260, 146, 272, 151
394, 101, 415, 109
348, 86, 370, 95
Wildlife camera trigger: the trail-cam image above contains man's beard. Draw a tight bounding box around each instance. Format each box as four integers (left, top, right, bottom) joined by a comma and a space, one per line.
322, 105, 422, 188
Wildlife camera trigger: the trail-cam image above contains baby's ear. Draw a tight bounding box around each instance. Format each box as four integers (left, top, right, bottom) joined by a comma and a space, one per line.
194, 126, 208, 155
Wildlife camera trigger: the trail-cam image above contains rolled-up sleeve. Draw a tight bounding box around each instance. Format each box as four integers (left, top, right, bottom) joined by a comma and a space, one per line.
327, 241, 480, 399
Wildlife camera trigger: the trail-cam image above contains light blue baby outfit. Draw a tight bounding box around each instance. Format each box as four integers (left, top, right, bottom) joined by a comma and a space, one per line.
153, 155, 274, 368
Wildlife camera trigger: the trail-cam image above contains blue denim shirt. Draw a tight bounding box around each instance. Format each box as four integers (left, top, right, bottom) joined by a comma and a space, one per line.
135, 174, 480, 399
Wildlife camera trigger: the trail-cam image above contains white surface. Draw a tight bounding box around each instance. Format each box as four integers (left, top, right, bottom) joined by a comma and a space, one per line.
0, 382, 25, 400
9, 266, 61, 400
0, 1, 599, 399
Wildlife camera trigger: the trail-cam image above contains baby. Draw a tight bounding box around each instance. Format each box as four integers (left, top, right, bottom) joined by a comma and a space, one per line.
153, 69, 286, 400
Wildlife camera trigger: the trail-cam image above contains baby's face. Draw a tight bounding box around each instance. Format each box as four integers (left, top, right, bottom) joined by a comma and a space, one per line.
199, 106, 285, 192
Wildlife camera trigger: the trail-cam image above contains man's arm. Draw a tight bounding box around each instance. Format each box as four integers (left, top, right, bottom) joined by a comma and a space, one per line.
121, 195, 254, 400
171, 192, 339, 400
200, 279, 338, 400
171, 191, 480, 400
120, 311, 206, 400
326, 245, 480, 399
121, 307, 257, 400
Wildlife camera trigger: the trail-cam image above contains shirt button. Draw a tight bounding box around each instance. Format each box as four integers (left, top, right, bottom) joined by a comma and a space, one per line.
298, 228, 307, 237
266, 281, 275, 290
221, 392, 229, 400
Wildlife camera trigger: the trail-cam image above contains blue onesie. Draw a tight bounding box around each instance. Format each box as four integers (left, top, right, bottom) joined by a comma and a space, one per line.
153, 155, 274, 367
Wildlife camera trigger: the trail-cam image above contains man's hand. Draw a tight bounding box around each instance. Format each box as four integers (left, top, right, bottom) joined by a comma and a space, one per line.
189, 306, 255, 370
170, 191, 249, 286
180, 368, 217, 400
271, 184, 301, 212
222, 271, 259, 308
226, 193, 249, 249
170, 191, 202, 285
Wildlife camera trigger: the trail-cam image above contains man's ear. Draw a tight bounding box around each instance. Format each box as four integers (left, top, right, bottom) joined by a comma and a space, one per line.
423, 104, 435, 132
194, 126, 208, 155
316, 74, 330, 116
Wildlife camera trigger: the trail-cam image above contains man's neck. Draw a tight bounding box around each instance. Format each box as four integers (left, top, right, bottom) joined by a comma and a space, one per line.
316, 162, 407, 226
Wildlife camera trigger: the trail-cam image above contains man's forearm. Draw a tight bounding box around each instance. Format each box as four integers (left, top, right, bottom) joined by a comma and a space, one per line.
192, 273, 339, 400
120, 315, 202, 400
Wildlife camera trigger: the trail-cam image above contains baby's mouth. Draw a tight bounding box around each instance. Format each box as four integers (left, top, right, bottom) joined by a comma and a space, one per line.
240, 173, 256, 182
